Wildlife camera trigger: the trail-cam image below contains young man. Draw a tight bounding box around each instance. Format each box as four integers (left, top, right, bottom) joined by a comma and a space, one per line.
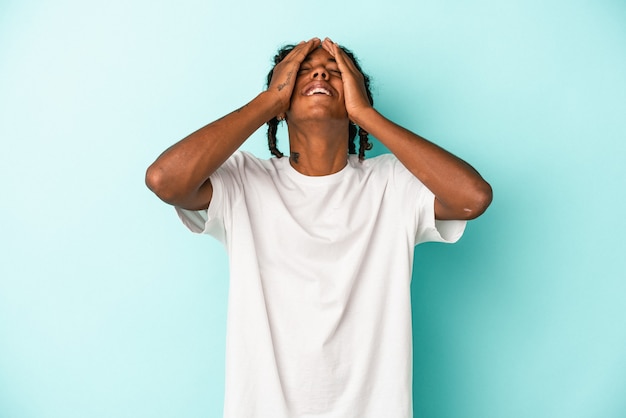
146, 37, 492, 418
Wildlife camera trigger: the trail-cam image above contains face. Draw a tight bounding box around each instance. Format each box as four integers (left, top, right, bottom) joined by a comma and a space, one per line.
285, 47, 348, 123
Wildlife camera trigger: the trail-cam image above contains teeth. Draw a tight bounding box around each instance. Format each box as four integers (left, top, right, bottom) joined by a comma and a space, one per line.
306, 87, 331, 96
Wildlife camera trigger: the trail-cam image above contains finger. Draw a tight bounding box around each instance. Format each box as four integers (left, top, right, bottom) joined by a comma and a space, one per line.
330, 42, 360, 74
269, 39, 317, 82
320, 38, 354, 76
268, 38, 321, 98
323, 38, 342, 58
285, 37, 320, 63
322, 39, 369, 110
280, 39, 319, 79
321, 37, 335, 56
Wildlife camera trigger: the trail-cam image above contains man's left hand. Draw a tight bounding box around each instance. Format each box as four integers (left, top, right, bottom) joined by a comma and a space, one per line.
321, 38, 372, 123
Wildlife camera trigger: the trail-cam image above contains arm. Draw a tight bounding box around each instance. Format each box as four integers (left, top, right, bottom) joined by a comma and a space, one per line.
145, 38, 322, 210
322, 39, 492, 220
353, 110, 491, 220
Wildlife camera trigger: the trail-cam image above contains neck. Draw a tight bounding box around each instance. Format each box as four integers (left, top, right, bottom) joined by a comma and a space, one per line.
286, 120, 349, 176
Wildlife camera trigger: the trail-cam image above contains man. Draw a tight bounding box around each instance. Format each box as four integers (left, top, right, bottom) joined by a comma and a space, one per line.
146, 37, 492, 418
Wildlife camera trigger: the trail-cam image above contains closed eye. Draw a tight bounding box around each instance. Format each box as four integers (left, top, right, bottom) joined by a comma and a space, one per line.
297, 67, 341, 77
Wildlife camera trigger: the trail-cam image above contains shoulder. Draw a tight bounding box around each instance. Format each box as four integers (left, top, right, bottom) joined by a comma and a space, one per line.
358, 153, 398, 169
223, 150, 264, 168
356, 153, 429, 193
219, 151, 283, 177
210, 152, 283, 210
350, 153, 406, 178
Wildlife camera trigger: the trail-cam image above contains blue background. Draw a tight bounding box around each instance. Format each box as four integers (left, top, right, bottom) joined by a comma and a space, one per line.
1, 0, 625, 417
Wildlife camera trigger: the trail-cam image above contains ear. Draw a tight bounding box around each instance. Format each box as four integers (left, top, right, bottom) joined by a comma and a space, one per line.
277, 113, 286, 122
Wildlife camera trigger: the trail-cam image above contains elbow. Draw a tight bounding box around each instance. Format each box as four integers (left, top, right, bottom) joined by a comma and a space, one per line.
463, 180, 493, 220
146, 161, 211, 210
436, 179, 493, 221
145, 163, 178, 204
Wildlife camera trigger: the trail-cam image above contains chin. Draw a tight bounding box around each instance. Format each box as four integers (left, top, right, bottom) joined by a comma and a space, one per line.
288, 108, 348, 123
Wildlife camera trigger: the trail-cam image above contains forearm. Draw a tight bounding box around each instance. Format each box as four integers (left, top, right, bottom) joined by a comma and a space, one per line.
146, 91, 281, 207
354, 107, 492, 219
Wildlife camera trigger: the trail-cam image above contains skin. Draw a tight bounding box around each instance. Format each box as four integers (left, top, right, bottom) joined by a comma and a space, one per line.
145, 37, 492, 219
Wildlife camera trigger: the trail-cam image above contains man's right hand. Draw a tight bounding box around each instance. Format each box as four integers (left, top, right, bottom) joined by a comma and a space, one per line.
267, 38, 321, 115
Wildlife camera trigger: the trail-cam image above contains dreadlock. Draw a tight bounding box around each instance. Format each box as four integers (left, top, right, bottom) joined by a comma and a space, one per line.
265, 43, 374, 161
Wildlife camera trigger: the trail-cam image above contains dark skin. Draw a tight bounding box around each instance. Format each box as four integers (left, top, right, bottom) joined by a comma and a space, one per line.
146, 37, 492, 219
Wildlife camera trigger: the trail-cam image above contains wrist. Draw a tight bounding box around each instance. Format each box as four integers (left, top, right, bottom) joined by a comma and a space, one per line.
350, 106, 377, 130
260, 89, 289, 115
256, 90, 287, 119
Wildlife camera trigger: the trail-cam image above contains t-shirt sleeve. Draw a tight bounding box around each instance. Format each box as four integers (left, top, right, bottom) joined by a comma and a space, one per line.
174, 152, 245, 244
414, 186, 466, 244
389, 155, 466, 245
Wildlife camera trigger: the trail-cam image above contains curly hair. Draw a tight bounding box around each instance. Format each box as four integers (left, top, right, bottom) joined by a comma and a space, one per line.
265, 43, 374, 161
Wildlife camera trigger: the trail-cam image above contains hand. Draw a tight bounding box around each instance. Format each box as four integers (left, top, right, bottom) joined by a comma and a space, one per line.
267, 38, 321, 114
321, 37, 372, 122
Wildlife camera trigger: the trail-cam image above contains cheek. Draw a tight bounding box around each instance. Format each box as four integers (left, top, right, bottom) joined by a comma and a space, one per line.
331, 80, 344, 96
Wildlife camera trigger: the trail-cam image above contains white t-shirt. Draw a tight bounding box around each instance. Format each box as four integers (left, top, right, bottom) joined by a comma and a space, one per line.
177, 151, 466, 418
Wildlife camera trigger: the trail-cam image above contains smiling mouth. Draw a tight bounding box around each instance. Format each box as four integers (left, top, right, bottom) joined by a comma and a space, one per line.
304, 86, 332, 96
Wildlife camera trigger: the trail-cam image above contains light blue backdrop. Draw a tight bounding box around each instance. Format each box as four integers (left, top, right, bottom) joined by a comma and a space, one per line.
1, 0, 625, 417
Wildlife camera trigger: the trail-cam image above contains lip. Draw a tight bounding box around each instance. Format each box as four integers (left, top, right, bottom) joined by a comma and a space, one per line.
301, 81, 335, 97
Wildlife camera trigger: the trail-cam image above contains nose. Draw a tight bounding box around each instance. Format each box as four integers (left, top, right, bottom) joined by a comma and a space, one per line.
311, 67, 328, 80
